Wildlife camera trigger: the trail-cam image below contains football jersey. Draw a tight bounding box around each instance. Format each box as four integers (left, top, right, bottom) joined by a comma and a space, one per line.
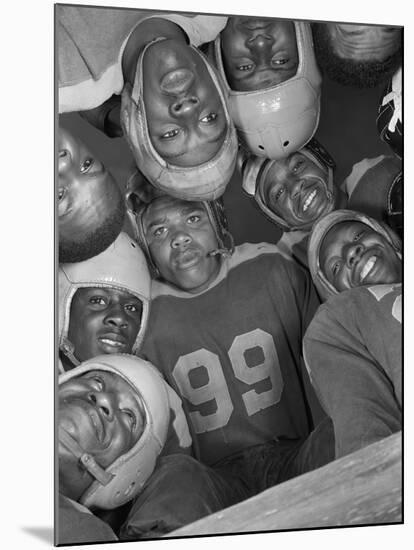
304, 284, 402, 458
141, 243, 320, 465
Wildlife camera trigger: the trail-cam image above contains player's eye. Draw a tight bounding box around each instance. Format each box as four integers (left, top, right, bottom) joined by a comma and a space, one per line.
272, 187, 284, 202
272, 57, 289, 66
291, 160, 305, 174
237, 63, 254, 71
187, 214, 201, 224
161, 128, 180, 140
122, 409, 137, 430
331, 261, 341, 276
89, 296, 107, 306
200, 113, 217, 124
125, 303, 141, 314
80, 158, 94, 173
353, 230, 365, 241
58, 187, 66, 201
153, 226, 167, 238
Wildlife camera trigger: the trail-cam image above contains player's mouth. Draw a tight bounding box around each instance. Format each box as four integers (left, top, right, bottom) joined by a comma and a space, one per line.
240, 18, 271, 31
85, 405, 105, 443
295, 180, 328, 219
353, 252, 380, 285
173, 248, 203, 270
98, 332, 129, 352
160, 69, 195, 94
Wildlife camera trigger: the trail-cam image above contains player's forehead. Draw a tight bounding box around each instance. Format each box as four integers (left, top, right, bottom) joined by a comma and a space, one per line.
79, 370, 137, 398
73, 286, 140, 302
321, 221, 369, 254
143, 197, 206, 227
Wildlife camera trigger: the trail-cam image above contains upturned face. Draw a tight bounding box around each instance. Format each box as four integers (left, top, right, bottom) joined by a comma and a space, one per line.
323, 24, 401, 62
58, 127, 120, 242
320, 220, 402, 292
143, 196, 220, 293
59, 370, 145, 469
220, 17, 299, 91
142, 39, 227, 167
68, 287, 143, 361
261, 152, 333, 228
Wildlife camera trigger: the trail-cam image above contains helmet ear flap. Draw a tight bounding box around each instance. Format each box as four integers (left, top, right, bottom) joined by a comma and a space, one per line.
125, 171, 162, 279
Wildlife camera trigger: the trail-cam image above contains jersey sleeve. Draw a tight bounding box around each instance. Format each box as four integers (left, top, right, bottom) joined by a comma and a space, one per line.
161, 381, 193, 456
303, 289, 402, 458
166, 14, 228, 45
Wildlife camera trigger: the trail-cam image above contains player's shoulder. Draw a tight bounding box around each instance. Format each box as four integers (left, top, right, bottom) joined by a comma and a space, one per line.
230, 242, 295, 269
317, 283, 402, 326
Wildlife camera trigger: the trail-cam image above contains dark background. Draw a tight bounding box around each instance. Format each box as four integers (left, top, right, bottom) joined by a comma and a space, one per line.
59, 39, 392, 247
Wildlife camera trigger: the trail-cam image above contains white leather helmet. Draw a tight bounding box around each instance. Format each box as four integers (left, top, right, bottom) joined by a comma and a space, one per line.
240, 138, 335, 231
121, 37, 238, 201
58, 354, 170, 510
58, 232, 150, 368
308, 209, 402, 302
214, 21, 322, 159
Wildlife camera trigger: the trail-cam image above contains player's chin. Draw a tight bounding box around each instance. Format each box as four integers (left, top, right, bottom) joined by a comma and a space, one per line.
172, 260, 217, 292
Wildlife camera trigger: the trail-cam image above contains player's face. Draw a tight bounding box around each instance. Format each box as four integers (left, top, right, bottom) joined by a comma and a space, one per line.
221, 17, 298, 91
143, 196, 221, 293
142, 39, 227, 167
59, 370, 145, 468
261, 152, 332, 227
323, 24, 401, 62
58, 127, 120, 242
68, 288, 143, 362
320, 221, 402, 292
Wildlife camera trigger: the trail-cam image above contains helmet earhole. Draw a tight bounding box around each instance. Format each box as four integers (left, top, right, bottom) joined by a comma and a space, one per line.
283, 141, 290, 147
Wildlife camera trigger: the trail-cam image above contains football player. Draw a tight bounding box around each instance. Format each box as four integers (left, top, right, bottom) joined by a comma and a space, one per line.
57, 5, 237, 201
58, 126, 125, 263
304, 283, 401, 458
312, 22, 402, 88
308, 209, 402, 301
239, 138, 346, 268
58, 231, 242, 541
127, 193, 335, 514
213, 17, 321, 159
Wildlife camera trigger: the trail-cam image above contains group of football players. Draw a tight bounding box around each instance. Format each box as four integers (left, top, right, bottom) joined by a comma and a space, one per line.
57, 6, 402, 544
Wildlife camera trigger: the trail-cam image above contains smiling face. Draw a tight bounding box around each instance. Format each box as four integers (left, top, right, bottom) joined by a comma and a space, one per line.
142, 39, 227, 167
220, 17, 299, 91
59, 370, 145, 471
143, 196, 220, 293
68, 287, 143, 361
261, 152, 333, 228
320, 220, 402, 292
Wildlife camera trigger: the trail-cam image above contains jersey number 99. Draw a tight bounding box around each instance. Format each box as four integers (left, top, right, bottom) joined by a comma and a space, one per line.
172, 329, 283, 433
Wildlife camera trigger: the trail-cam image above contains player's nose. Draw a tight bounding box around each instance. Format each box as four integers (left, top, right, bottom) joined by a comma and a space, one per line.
170, 96, 200, 119
345, 243, 364, 267
58, 149, 73, 175
171, 231, 192, 249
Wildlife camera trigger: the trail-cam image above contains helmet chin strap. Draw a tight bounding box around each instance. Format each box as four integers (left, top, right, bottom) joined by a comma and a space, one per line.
59, 428, 114, 486
60, 338, 81, 369
207, 229, 235, 258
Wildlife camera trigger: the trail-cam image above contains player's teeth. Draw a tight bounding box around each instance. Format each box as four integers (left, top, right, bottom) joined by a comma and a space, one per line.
101, 339, 123, 347
360, 256, 377, 281
303, 190, 317, 212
